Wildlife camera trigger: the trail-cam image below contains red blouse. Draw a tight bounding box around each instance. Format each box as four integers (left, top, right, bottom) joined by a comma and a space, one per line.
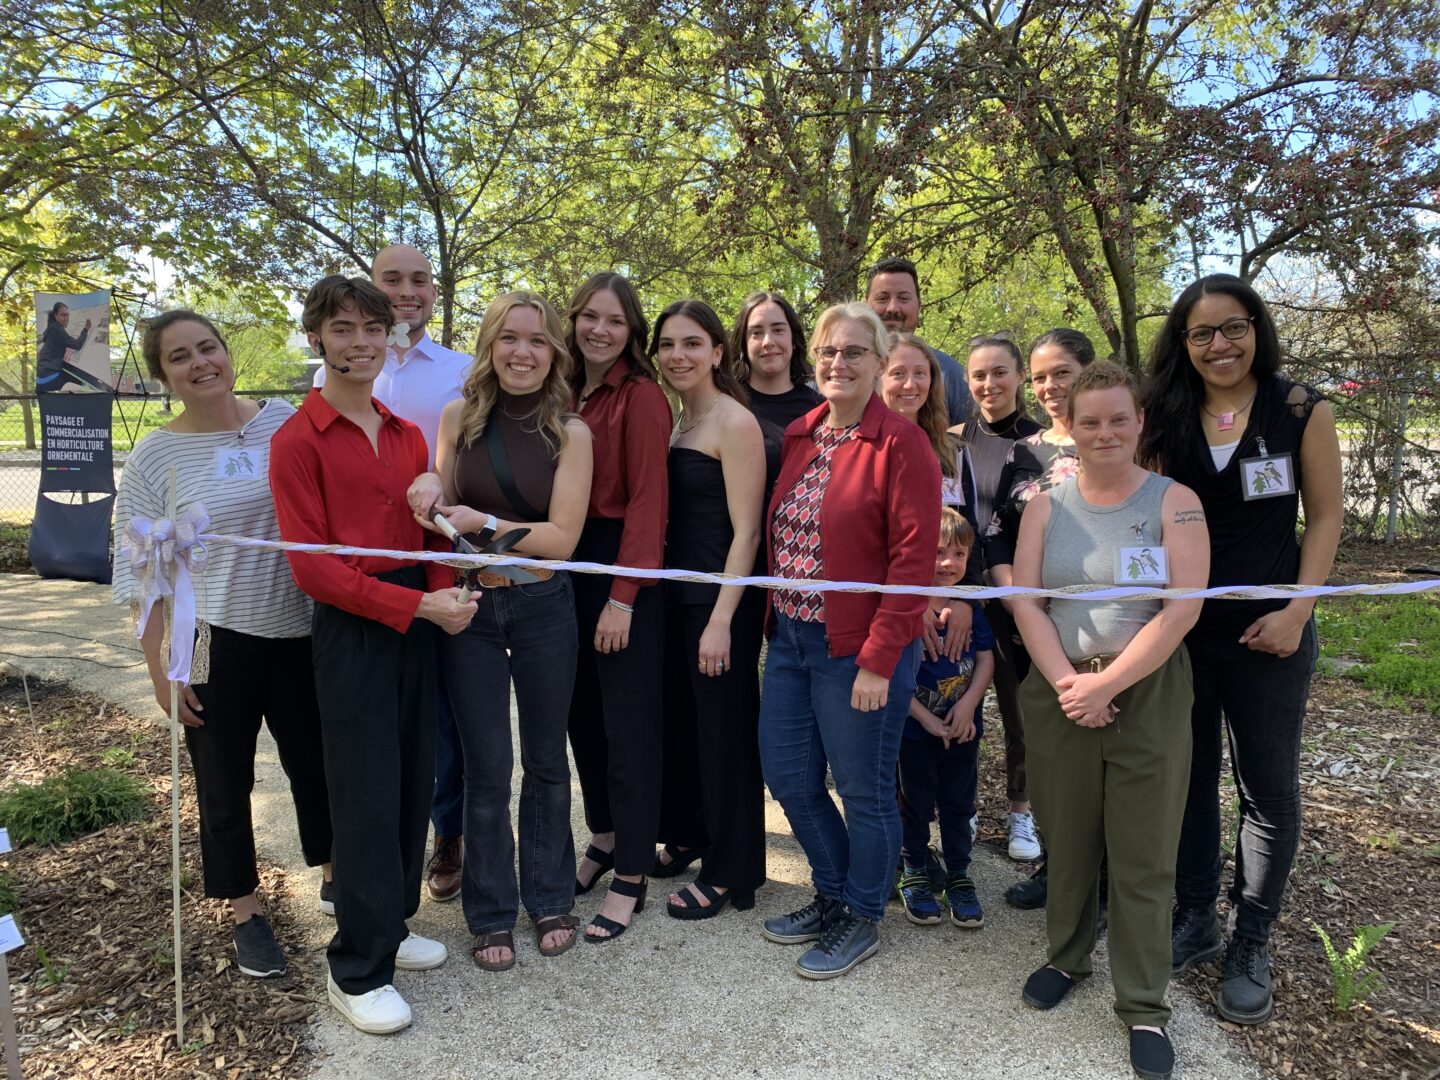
576, 360, 672, 605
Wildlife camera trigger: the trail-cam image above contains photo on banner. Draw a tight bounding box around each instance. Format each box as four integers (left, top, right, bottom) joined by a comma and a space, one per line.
34, 289, 113, 392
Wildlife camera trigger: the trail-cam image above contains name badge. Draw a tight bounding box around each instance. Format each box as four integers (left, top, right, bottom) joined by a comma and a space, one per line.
215, 446, 263, 481
1117, 545, 1168, 585
1240, 452, 1295, 501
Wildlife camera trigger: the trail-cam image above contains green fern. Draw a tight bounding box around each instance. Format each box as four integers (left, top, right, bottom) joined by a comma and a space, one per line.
1310, 919, 1395, 1012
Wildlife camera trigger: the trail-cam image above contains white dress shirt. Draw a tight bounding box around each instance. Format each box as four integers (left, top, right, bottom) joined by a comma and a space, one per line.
313, 331, 472, 467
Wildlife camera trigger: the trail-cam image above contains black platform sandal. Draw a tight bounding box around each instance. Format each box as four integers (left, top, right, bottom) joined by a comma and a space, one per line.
650, 844, 707, 879
665, 881, 756, 921
585, 877, 647, 943
575, 843, 615, 896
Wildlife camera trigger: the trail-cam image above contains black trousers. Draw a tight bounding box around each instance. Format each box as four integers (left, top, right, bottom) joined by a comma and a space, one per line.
187, 626, 332, 900
312, 566, 436, 994
657, 588, 767, 893
567, 519, 665, 877
985, 599, 1030, 803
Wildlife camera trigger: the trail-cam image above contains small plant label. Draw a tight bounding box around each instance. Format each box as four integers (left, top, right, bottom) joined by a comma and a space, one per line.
0, 916, 21, 955
0, 829, 9, 854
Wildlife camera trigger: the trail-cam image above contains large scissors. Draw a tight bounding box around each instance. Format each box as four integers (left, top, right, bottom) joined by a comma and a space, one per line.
428, 508, 540, 601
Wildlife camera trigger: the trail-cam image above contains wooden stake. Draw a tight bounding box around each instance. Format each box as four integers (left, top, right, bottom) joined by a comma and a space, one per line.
0, 952, 19, 1080
165, 466, 184, 1050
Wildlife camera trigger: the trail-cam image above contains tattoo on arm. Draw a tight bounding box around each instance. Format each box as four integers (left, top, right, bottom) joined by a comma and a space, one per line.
1173, 508, 1206, 524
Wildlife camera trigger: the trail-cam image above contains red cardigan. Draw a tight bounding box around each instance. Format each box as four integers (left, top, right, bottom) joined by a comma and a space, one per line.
766, 392, 942, 678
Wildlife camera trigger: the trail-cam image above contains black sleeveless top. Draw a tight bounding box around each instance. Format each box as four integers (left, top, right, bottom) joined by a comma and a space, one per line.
665, 447, 732, 605
451, 389, 558, 534
1165, 376, 1323, 640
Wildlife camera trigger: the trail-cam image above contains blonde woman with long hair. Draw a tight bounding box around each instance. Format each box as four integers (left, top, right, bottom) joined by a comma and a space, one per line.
415, 291, 594, 969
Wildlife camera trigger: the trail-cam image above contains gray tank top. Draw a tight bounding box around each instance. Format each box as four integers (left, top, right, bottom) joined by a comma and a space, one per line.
1041, 472, 1173, 661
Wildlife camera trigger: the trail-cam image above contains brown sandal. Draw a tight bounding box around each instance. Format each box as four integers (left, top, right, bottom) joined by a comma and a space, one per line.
535, 914, 578, 957
471, 931, 516, 971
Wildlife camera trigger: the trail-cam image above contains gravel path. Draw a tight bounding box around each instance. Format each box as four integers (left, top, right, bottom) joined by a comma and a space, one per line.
0, 573, 1261, 1080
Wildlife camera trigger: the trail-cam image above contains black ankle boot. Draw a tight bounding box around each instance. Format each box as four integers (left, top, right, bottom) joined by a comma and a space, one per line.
1171, 903, 1223, 976
1218, 935, 1274, 1024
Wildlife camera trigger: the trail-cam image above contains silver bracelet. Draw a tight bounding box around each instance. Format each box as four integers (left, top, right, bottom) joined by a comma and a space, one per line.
607, 598, 634, 613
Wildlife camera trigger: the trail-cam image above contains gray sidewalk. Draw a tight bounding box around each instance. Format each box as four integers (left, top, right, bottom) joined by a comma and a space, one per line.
0, 573, 1260, 1080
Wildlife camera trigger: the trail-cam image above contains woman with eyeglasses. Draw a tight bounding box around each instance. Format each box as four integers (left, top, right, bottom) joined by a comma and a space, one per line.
757, 303, 940, 980
1140, 275, 1341, 1028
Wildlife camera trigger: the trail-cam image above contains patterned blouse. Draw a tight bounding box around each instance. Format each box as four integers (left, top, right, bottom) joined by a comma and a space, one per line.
772, 423, 857, 621
981, 431, 1080, 571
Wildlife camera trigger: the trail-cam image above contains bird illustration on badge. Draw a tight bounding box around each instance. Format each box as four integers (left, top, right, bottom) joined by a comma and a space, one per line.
224, 451, 256, 477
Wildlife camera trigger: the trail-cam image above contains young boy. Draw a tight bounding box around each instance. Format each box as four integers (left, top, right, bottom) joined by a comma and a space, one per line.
898, 509, 995, 928
269, 275, 476, 1034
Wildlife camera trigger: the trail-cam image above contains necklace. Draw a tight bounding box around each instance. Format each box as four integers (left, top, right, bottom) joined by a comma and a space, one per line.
676, 395, 720, 434
1202, 390, 1257, 432
980, 410, 1021, 438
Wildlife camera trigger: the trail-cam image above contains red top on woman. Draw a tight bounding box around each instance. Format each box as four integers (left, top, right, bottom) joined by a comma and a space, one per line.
576, 359, 673, 605
766, 392, 941, 678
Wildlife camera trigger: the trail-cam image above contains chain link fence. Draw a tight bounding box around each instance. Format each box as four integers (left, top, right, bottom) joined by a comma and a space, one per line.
0, 391, 305, 526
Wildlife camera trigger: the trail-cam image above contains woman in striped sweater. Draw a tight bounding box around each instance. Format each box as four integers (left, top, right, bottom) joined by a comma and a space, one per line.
113, 310, 333, 981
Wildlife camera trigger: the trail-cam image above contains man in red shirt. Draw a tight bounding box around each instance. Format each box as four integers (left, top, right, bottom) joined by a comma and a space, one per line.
270, 275, 475, 1035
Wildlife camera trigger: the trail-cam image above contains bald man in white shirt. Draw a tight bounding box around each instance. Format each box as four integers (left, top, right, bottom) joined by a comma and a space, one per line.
312, 244, 472, 902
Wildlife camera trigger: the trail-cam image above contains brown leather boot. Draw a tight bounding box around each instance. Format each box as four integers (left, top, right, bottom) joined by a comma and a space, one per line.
426, 835, 463, 902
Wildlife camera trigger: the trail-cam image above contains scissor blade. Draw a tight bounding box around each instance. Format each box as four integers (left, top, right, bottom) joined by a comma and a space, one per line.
479, 527, 540, 583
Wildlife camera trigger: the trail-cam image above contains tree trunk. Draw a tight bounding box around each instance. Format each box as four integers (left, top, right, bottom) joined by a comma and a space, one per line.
18, 351, 36, 449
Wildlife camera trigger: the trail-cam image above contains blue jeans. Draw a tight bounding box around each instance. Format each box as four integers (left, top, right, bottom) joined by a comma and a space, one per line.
759, 614, 920, 921
442, 573, 578, 933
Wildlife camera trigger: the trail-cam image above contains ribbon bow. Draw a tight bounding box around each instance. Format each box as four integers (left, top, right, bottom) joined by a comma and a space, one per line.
122, 504, 211, 683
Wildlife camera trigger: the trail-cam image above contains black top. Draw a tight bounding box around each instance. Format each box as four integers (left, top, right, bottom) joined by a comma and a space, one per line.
1164, 377, 1323, 640
960, 410, 1044, 540
749, 383, 824, 503
37, 320, 90, 380
451, 389, 557, 529
981, 432, 1080, 571
666, 447, 732, 605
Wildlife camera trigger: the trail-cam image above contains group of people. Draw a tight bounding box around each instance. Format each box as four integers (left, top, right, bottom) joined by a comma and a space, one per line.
112, 248, 1341, 1080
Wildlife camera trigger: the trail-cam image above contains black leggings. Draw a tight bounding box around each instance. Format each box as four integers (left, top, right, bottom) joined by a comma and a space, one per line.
187, 626, 332, 900
567, 519, 665, 877
657, 589, 767, 893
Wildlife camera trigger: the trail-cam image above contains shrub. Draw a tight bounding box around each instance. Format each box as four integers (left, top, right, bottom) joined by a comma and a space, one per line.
0, 872, 15, 916
0, 767, 150, 847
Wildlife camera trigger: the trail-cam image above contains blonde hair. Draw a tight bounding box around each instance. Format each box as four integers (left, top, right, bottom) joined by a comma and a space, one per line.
459, 292, 575, 455
889, 332, 957, 479
1065, 359, 1141, 421
939, 506, 975, 550
811, 302, 892, 366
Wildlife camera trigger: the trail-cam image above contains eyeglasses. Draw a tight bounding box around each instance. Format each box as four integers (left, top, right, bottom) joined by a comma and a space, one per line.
1183, 317, 1254, 347
813, 345, 873, 363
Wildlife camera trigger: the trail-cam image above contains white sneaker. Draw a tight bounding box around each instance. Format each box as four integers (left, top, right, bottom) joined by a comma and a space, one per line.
395, 932, 447, 971
327, 974, 412, 1034
1008, 811, 1042, 862
969, 814, 979, 844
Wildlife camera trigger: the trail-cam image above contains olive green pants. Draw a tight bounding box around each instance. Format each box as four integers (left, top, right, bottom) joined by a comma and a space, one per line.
1022, 647, 1193, 1028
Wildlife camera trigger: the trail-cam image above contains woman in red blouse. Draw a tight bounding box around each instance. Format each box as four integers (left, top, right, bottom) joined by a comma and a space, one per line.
564, 272, 673, 943
757, 302, 941, 980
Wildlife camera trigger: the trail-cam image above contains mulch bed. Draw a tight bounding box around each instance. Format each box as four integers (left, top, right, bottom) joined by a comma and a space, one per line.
974, 537, 1440, 1080
0, 676, 316, 1078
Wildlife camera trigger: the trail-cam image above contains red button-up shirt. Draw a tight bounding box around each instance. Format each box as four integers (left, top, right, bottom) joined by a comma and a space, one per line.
270, 389, 452, 633
576, 360, 672, 605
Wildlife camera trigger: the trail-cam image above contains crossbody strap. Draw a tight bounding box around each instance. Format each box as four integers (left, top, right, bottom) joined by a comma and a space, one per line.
483, 415, 544, 522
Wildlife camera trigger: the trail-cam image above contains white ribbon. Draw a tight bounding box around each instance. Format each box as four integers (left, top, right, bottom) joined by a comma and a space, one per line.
122, 504, 211, 683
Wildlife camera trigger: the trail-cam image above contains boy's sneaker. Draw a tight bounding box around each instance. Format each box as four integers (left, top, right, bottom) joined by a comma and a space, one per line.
763, 893, 839, 944
946, 877, 984, 928
794, 907, 880, 980
898, 866, 943, 925
319, 878, 337, 917
233, 915, 287, 978
1007, 811, 1043, 861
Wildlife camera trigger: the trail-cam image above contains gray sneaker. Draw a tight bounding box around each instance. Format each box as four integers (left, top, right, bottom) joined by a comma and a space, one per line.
233, 915, 287, 978
794, 908, 879, 980
762, 893, 840, 945
319, 878, 337, 917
